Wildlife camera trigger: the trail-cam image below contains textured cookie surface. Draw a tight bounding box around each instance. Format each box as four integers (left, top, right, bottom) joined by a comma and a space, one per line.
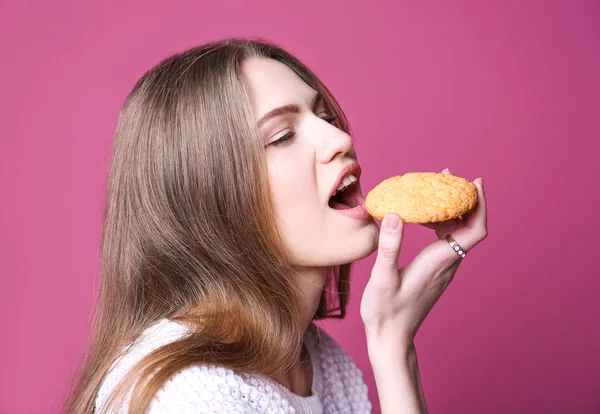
365, 172, 478, 223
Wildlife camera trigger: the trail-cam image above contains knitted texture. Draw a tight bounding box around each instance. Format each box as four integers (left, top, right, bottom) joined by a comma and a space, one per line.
95, 319, 372, 413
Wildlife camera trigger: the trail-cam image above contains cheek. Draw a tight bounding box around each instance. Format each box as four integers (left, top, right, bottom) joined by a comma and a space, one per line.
268, 160, 319, 218
271, 180, 318, 221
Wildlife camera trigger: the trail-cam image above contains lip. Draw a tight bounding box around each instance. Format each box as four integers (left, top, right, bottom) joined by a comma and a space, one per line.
329, 162, 362, 200
330, 203, 372, 220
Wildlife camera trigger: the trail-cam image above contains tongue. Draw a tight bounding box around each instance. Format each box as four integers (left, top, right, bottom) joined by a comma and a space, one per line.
329, 185, 362, 210
329, 200, 353, 210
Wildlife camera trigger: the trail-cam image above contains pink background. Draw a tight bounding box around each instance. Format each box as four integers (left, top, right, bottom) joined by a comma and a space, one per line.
1, 1, 599, 412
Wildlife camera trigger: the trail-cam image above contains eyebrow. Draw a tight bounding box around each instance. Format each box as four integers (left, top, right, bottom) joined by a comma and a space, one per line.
257, 91, 322, 128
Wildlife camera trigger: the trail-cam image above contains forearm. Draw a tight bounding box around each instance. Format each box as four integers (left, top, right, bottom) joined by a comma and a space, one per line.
367, 339, 428, 414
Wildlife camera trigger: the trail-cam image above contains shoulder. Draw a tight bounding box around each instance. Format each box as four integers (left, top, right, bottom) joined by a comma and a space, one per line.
96, 319, 297, 413
147, 365, 259, 413
95, 319, 192, 412
149, 365, 295, 413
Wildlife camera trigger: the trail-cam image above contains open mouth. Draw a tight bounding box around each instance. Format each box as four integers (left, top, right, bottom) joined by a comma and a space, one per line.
328, 182, 360, 210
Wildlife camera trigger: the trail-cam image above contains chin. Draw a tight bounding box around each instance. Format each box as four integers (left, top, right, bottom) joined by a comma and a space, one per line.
350, 237, 379, 262
330, 224, 380, 265
290, 221, 380, 267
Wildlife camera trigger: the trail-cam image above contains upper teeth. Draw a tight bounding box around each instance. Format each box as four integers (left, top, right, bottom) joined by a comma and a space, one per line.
334, 174, 357, 195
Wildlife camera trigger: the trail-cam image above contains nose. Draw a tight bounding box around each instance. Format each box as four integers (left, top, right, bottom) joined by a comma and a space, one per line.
316, 120, 355, 164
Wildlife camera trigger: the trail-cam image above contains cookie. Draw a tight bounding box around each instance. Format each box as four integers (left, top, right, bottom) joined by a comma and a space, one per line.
365, 172, 478, 223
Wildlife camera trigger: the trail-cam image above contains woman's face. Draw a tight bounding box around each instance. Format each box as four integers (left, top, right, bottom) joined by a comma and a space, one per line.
243, 57, 379, 267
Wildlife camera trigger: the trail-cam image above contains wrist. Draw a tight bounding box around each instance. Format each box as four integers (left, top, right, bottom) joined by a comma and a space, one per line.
366, 337, 427, 414
366, 331, 416, 364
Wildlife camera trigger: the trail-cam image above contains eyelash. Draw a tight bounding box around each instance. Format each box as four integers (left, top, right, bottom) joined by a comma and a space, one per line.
269, 115, 338, 147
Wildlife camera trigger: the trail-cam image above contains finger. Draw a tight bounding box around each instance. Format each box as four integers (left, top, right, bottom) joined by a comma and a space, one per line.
442, 168, 452, 175
371, 213, 404, 285
434, 218, 464, 239
464, 178, 487, 233
419, 218, 462, 235
447, 178, 487, 252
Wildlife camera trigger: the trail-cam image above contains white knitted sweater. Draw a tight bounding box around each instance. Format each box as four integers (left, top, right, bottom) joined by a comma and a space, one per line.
95, 319, 372, 413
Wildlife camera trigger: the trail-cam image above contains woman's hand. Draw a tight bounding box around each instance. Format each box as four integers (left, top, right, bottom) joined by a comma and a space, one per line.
360, 168, 488, 347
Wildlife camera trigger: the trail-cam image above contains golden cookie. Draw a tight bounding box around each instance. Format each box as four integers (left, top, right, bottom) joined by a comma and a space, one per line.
365, 172, 478, 223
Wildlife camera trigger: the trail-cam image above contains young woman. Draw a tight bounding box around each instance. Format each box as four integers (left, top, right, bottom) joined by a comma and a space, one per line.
65, 38, 488, 413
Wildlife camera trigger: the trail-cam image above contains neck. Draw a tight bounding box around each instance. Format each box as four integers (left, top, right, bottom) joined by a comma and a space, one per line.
272, 266, 327, 396
175, 266, 329, 396
293, 265, 328, 333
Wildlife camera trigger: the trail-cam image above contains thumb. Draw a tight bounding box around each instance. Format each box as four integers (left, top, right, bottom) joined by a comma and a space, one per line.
372, 213, 404, 279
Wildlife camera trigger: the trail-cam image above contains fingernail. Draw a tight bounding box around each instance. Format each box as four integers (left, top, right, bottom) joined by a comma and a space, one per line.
384, 213, 400, 231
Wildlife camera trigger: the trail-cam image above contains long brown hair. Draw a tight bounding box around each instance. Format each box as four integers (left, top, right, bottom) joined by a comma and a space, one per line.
64, 38, 354, 413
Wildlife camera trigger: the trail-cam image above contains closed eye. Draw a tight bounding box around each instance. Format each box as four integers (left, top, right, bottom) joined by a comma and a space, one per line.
268, 115, 338, 147
270, 131, 296, 147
